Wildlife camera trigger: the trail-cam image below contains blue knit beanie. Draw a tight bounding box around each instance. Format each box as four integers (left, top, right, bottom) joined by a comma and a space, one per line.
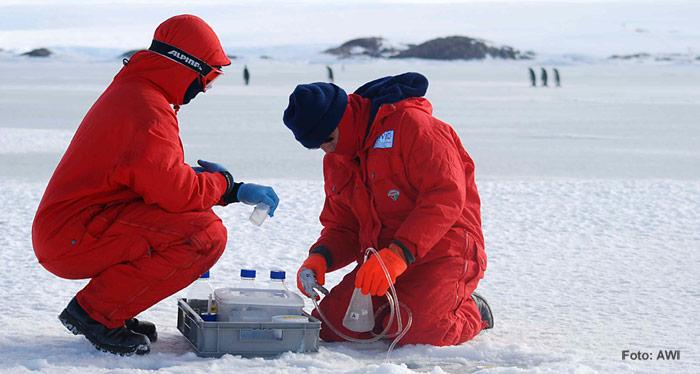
283, 82, 348, 149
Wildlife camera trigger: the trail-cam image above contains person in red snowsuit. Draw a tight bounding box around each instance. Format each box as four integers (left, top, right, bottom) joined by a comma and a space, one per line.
283, 73, 493, 346
32, 15, 279, 355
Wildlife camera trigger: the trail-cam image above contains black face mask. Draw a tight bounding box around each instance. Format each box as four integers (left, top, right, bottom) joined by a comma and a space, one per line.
182, 78, 203, 105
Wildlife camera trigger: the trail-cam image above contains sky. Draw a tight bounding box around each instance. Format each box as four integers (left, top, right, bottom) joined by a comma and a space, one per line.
0, 0, 699, 57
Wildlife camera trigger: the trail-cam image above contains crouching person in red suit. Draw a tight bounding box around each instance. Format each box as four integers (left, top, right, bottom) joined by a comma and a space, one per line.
32, 15, 279, 356
283, 73, 493, 346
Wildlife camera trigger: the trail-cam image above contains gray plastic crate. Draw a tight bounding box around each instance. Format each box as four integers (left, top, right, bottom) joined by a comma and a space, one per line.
177, 298, 321, 357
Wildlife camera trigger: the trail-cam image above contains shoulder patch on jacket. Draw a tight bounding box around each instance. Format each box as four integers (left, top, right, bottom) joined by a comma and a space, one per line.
373, 130, 394, 149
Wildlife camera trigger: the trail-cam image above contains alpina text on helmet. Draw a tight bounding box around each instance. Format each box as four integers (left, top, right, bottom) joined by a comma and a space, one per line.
167, 50, 203, 72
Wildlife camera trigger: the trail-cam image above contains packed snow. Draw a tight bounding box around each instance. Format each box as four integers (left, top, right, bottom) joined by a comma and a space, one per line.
1, 0, 699, 371
0, 58, 698, 373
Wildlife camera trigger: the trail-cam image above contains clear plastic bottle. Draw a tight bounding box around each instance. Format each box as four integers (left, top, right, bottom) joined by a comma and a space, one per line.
249, 203, 270, 226
269, 270, 289, 291
240, 269, 257, 288
187, 271, 217, 320
187, 271, 214, 300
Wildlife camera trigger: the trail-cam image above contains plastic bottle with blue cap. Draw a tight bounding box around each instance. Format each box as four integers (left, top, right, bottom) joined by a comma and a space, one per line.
187, 271, 213, 299
268, 270, 289, 291
187, 271, 217, 321
267, 269, 306, 338
240, 269, 256, 288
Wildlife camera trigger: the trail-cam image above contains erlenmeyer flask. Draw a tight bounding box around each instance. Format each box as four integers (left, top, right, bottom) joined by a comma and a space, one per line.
342, 288, 375, 332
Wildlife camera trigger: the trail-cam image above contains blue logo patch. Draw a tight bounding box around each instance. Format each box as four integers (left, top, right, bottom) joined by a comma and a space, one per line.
373, 130, 394, 149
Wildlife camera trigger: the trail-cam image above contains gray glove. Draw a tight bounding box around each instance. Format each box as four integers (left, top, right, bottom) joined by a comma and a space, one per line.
299, 268, 329, 300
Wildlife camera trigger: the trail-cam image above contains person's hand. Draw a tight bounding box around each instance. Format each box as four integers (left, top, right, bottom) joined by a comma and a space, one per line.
355, 245, 408, 296
237, 183, 279, 216
196, 159, 228, 173
297, 255, 328, 300
192, 160, 235, 204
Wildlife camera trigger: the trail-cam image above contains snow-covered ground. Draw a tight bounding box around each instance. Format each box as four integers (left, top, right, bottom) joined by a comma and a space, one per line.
1, 58, 698, 373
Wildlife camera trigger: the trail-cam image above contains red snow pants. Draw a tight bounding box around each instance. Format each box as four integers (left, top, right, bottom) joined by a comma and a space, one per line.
38, 202, 227, 328
312, 237, 487, 346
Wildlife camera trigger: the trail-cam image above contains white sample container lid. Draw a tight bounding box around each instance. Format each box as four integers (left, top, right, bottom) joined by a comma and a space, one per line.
214, 287, 304, 308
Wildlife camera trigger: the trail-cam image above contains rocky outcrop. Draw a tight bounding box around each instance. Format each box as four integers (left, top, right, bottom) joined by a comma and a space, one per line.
324, 37, 404, 58
22, 48, 52, 57
392, 36, 531, 60
608, 53, 651, 60
325, 36, 532, 60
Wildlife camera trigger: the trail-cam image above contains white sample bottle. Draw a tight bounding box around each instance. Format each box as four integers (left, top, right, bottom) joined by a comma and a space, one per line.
269, 270, 289, 290
187, 271, 214, 301
342, 288, 375, 332
240, 269, 257, 288
249, 203, 270, 226
187, 271, 217, 320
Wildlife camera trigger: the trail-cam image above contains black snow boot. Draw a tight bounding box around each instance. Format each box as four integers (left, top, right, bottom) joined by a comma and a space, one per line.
125, 318, 158, 343
472, 292, 494, 330
58, 297, 150, 356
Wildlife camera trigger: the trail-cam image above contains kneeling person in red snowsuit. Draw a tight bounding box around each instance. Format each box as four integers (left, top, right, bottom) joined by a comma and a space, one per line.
31, 15, 279, 356
283, 73, 493, 346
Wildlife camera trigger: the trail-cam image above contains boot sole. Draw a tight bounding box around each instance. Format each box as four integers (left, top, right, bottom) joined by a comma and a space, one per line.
59, 310, 150, 356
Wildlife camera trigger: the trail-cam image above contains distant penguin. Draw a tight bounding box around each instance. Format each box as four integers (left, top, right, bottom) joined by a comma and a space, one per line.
540, 67, 548, 87
326, 65, 334, 83
553, 68, 561, 87
243, 65, 250, 86
528, 67, 536, 87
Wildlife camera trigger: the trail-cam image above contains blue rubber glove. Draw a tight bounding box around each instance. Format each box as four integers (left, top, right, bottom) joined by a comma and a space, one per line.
191, 166, 205, 174
237, 183, 280, 217
197, 159, 228, 173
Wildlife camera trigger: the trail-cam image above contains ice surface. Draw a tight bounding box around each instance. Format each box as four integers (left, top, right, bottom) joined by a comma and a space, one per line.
0, 58, 698, 373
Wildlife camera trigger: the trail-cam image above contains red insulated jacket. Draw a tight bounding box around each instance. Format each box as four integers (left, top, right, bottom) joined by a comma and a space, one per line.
32, 15, 232, 262
311, 93, 485, 272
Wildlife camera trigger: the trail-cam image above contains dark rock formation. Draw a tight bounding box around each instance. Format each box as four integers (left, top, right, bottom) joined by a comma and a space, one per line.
392, 36, 531, 60
22, 48, 52, 57
324, 37, 403, 58
609, 53, 651, 60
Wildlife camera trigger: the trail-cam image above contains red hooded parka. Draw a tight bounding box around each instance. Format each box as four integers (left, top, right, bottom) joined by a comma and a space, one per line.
310, 90, 488, 346
32, 15, 231, 328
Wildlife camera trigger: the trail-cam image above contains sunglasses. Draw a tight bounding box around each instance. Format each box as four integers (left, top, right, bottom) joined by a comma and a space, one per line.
201, 66, 223, 92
